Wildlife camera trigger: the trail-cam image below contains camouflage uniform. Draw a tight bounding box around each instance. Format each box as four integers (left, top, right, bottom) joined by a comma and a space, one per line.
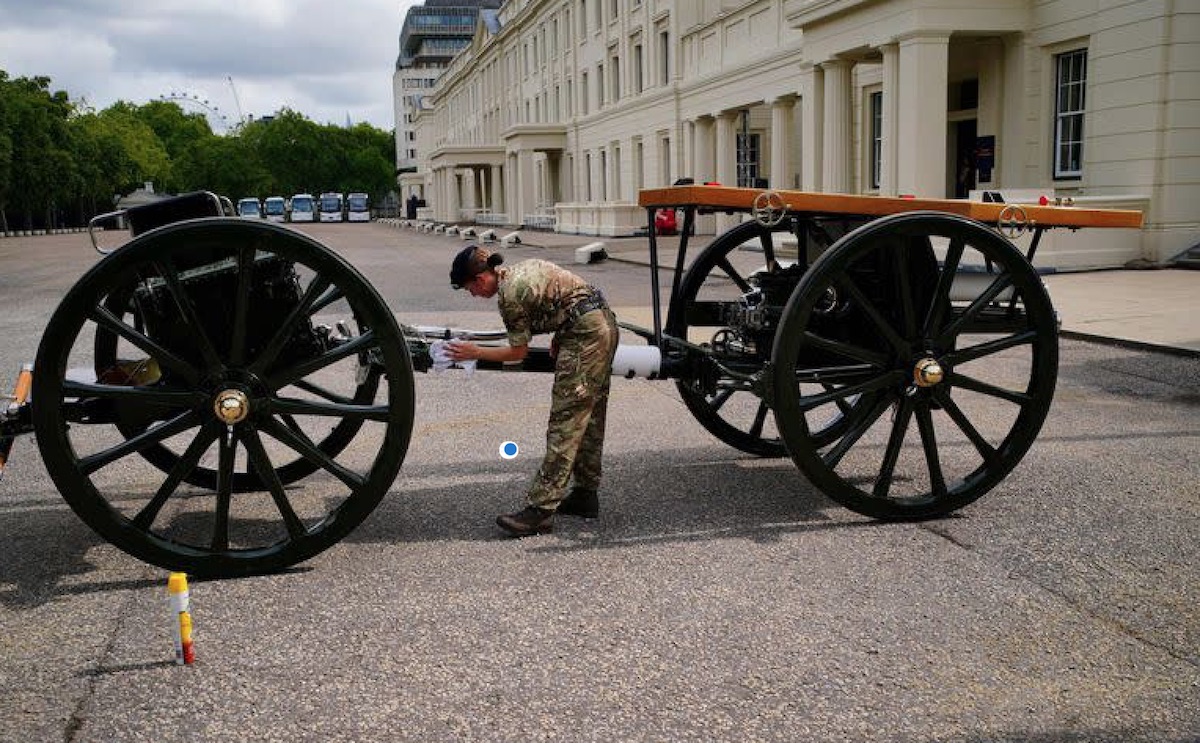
496, 259, 619, 510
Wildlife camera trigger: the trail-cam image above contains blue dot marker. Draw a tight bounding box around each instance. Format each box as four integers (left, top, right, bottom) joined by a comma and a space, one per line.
499, 441, 519, 460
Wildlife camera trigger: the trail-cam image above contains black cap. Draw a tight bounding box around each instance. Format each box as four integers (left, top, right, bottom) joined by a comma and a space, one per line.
449, 245, 502, 289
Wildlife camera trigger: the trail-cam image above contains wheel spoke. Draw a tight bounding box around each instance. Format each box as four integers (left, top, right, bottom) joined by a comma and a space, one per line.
154, 259, 224, 372
133, 420, 222, 529
913, 403, 947, 498
835, 274, 908, 354
88, 306, 199, 385
936, 272, 1015, 345
873, 396, 915, 498
259, 416, 366, 490
798, 370, 904, 412
79, 410, 200, 475
713, 257, 752, 293
800, 331, 890, 368
748, 400, 769, 439
292, 379, 359, 405
309, 285, 347, 316
708, 388, 734, 412
267, 331, 376, 389
932, 388, 1000, 469
240, 424, 308, 539
892, 240, 918, 337
211, 428, 235, 551
947, 370, 1032, 406
760, 231, 777, 268
820, 396, 891, 469
249, 274, 334, 375
229, 245, 256, 365
942, 330, 1038, 367
922, 238, 964, 336
793, 363, 878, 385
62, 379, 204, 408
268, 396, 390, 422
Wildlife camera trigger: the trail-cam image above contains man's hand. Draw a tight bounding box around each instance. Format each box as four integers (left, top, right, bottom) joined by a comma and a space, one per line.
446, 340, 529, 364
445, 340, 477, 362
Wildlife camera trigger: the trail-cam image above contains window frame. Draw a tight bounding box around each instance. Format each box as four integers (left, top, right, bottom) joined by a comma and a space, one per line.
1053, 48, 1087, 180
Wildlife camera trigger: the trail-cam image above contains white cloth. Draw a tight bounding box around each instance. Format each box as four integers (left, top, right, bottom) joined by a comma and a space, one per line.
429, 340, 476, 375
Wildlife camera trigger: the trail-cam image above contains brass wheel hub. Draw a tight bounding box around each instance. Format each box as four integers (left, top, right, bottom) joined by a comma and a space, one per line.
913, 358, 944, 388
214, 389, 250, 424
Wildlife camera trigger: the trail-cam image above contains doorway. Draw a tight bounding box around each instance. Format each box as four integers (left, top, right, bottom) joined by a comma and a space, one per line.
953, 119, 977, 199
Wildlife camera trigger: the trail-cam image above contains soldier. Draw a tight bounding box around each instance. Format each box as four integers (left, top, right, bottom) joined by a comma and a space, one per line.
446, 245, 619, 537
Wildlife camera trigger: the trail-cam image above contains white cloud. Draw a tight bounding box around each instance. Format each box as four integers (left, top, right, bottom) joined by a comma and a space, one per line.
0, 0, 417, 130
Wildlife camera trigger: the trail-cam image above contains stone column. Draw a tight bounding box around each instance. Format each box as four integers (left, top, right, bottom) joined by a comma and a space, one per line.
880, 43, 900, 196
897, 32, 951, 197
491, 165, 505, 216
975, 38, 1005, 187
821, 59, 852, 194
462, 166, 478, 215
694, 116, 715, 182
516, 150, 536, 223
714, 110, 739, 230
799, 63, 824, 191
447, 168, 461, 223
769, 95, 796, 190
715, 110, 738, 186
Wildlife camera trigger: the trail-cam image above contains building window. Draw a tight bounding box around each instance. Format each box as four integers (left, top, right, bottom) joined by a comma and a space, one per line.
736, 129, 760, 187
659, 31, 669, 85
581, 72, 589, 114
600, 149, 608, 200
870, 90, 883, 190
611, 55, 621, 101
1054, 48, 1087, 179
598, 63, 605, 106
585, 153, 593, 200
580, 0, 587, 35
634, 139, 644, 192
634, 44, 644, 94
660, 135, 671, 185
613, 144, 622, 200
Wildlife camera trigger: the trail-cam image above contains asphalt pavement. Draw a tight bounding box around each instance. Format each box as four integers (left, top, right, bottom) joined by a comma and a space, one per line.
1, 223, 1197, 742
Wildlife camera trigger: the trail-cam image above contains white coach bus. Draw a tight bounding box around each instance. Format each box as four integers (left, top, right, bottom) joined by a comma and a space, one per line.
346, 192, 370, 222
318, 192, 344, 222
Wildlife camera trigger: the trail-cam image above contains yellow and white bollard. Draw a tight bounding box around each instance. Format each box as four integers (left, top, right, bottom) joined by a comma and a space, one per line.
167, 572, 195, 665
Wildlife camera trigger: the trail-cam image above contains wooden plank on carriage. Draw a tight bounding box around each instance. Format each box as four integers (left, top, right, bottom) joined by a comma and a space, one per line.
637, 186, 1143, 230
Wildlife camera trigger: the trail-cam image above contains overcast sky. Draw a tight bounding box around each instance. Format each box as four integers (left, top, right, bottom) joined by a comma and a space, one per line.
0, 0, 420, 132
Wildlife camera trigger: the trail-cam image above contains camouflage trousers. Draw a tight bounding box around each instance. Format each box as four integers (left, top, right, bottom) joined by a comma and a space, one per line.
527, 307, 619, 510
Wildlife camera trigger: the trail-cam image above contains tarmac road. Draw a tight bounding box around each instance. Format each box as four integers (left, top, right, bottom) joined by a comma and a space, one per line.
0, 223, 1197, 742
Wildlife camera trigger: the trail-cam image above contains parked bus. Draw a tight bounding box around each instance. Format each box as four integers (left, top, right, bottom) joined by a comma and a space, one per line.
318, 192, 344, 222
290, 193, 315, 222
263, 196, 286, 223
346, 192, 370, 222
236, 197, 262, 219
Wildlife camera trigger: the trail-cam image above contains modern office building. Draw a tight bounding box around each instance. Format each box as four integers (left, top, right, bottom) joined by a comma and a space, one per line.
412, 0, 1198, 269
393, 0, 503, 198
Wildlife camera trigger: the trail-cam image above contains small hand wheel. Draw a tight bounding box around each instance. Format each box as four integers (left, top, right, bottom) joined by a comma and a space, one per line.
752, 191, 788, 228
997, 204, 1030, 238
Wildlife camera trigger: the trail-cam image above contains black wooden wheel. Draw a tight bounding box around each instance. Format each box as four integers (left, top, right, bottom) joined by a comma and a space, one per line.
667, 219, 871, 456
32, 219, 414, 576
771, 212, 1058, 520
94, 291, 382, 492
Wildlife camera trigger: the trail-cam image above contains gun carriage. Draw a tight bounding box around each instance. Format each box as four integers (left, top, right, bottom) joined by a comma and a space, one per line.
0, 187, 1141, 577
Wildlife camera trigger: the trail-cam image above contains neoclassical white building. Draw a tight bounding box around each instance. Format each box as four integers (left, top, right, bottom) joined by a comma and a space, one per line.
411, 0, 1198, 269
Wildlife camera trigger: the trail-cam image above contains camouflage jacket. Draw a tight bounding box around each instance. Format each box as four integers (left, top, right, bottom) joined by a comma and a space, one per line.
496, 259, 595, 347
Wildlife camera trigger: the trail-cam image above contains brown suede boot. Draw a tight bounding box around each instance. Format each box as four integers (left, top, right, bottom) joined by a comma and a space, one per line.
557, 487, 599, 519
496, 506, 554, 537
